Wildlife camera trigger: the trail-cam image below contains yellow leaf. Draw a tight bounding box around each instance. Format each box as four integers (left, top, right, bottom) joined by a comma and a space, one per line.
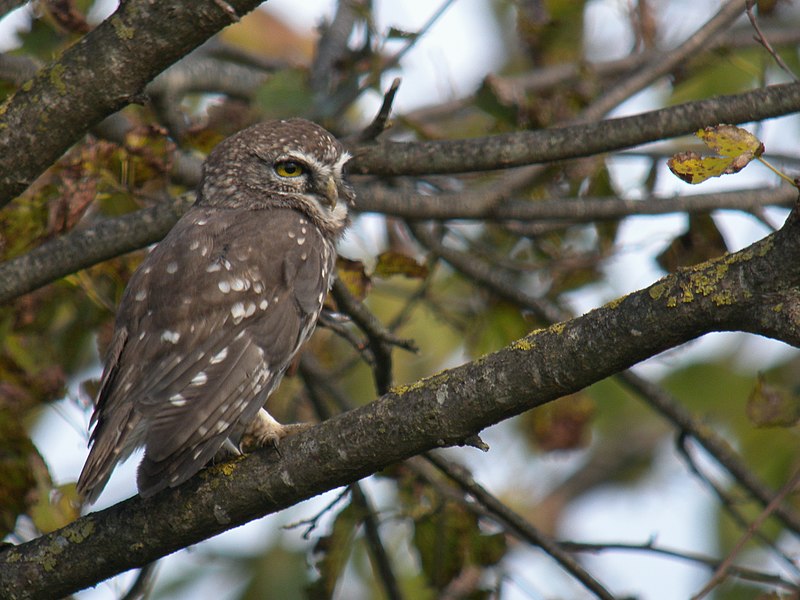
668, 152, 737, 184
668, 125, 765, 185
697, 124, 763, 158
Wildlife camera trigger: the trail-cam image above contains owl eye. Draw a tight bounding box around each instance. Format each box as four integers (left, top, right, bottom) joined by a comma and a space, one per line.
274, 161, 305, 178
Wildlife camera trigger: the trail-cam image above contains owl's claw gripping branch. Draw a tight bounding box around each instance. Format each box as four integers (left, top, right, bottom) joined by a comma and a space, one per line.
239, 409, 315, 454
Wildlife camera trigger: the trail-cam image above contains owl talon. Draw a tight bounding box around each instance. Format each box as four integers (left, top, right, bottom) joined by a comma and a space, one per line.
239, 409, 314, 454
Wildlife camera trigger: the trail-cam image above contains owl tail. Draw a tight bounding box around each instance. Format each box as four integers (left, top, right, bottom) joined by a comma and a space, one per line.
76, 407, 142, 504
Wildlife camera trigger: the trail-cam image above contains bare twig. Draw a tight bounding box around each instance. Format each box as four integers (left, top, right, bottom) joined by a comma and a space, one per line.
745, 0, 798, 82
692, 467, 800, 599
353, 77, 402, 143
582, 0, 747, 121
425, 452, 617, 600
562, 540, 799, 592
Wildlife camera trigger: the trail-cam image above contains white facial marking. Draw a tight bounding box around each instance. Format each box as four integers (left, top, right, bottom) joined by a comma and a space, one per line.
161, 330, 181, 344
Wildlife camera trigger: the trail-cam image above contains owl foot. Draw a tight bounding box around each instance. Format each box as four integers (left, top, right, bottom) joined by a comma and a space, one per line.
240, 408, 314, 454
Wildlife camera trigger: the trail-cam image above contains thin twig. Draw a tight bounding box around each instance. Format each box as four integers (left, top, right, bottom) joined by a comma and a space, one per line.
353, 77, 402, 143
582, 0, 746, 121
745, 0, 798, 82
424, 452, 617, 600
350, 484, 404, 600
692, 466, 800, 599
562, 540, 800, 592
675, 434, 800, 577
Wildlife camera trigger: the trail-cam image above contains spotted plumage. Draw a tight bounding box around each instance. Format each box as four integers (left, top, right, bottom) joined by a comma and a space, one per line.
77, 119, 353, 503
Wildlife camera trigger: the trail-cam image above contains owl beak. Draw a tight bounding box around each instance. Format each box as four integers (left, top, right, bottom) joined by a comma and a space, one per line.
322, 176, 339, 209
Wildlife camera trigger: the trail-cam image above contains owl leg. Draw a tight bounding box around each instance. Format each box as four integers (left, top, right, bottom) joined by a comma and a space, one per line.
239, 408, 313, 453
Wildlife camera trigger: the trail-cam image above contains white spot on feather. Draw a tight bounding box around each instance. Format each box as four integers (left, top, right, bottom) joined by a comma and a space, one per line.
166, 262, 178, 274
218, 280, 231, 293
161, 330, 181, 344
231, 302, 246, 323
190, 372, 208, 386
134, 290, 146, 301
259, 299, 269, 310
169, 393, 186, 407
245, 302, 256, 318
210, 348, 228, 364
189, 240, 200, 251
207, 263, 221, 273
297, 237, 306, 245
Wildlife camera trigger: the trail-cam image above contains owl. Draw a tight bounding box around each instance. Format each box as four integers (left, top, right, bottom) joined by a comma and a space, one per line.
77, 118, 353, 503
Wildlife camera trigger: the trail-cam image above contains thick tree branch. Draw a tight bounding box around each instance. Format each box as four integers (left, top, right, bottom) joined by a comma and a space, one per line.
0, 0, 267, 207
351, 82, 800, 175
0, 194, 194, 304
3, 206, 800, 598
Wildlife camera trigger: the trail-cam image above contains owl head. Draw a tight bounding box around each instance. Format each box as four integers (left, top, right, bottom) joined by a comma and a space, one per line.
198, 118, 353, 235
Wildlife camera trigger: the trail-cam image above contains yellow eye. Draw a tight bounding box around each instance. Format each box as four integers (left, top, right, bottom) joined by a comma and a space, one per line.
275, 161, 305, 178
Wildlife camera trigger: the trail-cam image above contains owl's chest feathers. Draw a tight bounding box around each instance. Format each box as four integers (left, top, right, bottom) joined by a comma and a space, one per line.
124, 206, 335, 330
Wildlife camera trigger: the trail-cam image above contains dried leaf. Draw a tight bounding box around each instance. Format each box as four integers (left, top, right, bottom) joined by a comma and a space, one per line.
335, 257, 371, 302
526, 393, 595, 451
746, 374, 800, 428
374, 251, 428, 279
656, 213, 728, 271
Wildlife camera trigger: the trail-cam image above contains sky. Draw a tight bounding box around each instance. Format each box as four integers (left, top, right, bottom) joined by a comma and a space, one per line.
3, 0, 800, 598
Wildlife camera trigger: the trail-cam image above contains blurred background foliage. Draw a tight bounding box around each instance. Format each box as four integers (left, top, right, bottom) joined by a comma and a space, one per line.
1, 0, 800, 598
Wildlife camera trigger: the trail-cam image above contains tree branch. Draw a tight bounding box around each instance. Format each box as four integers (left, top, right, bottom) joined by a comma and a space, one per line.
3, 206, 800, 598
0, 194, 194, 304
351, 82, 800, 175
0, 0, 267, 207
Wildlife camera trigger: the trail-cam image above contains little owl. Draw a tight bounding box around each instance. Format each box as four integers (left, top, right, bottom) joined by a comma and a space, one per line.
77, 118, 353, 503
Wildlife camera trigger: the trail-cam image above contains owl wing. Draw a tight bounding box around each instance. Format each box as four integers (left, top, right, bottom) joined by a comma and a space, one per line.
79, 206, 333, 500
